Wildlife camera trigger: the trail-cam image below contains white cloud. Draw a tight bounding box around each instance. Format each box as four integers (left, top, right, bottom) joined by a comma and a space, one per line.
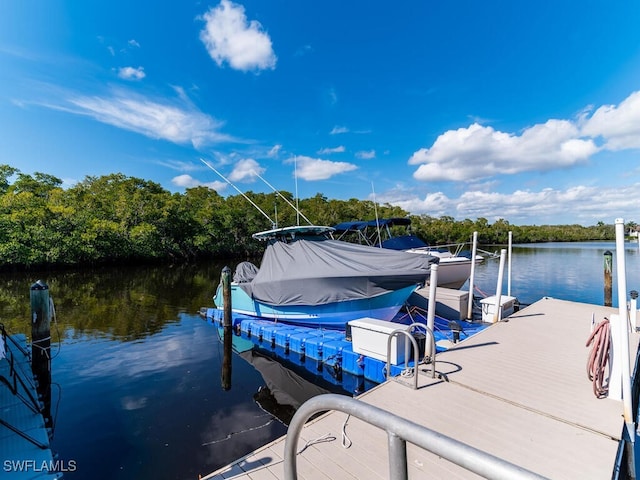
228, 158, 265, 182
317, 146, 345, 155
581, 91, 640, 150
171, 174, 226, 191
288, 155, 357, 181
330, 126, 349, 135
118, 66, 146, 80
268, 144, 282, 157
409, 121, 598, 182
62, 87, 232, 147
294, 44, 312, 57
128, 39, 140, 48
382, 183, 640, 224
199, 0, 276, 72
409, 90, 640, 184
356, 149, 375, 160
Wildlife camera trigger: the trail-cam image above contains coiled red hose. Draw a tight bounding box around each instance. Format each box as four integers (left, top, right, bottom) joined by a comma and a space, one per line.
585, 317, 610, 399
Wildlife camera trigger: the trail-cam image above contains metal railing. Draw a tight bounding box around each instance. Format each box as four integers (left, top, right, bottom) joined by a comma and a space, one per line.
283, 394, 549, 480
386, 323, 436, 389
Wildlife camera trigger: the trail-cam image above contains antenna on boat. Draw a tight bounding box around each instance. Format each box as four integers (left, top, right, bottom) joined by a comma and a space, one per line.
200, 158, 276, 227
294, 156, 300, 226
251, 170, 314, 226
371, 182, 382, 247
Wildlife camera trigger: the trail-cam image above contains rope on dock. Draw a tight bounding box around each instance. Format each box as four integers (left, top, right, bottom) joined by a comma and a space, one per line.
585, 317, 610, 398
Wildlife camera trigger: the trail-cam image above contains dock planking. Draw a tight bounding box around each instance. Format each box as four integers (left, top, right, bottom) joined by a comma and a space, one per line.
201, 297, 638, 479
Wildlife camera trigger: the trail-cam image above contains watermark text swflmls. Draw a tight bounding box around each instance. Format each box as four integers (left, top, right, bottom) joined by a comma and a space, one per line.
3, 459, 77, 473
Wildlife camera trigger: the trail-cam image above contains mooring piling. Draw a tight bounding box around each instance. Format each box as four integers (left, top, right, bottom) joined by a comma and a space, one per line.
30, 279, 52, 430
221, 267, 233, 391
604, 250, 612, 307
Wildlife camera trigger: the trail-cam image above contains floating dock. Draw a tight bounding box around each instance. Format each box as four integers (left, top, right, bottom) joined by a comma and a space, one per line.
203, 307, 489, 388
0, 331, 61, 479
202, 297, 640, 479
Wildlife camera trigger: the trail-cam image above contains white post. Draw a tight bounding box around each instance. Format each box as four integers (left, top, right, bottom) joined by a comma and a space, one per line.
631, 292, 639, 331
492, 249, 507, 323
609, 313, 622, 401
613, 218, 634, 445
467, 232, 478, 320
426, 264, 438, 358
507, 231, 513, 297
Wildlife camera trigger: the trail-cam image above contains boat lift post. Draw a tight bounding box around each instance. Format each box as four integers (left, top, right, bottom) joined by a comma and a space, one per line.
507, 231, 513, 297
612, 219, 636, 478
425, 264, 438, 360
466, 231, 478, 320
492, 249, 507, 323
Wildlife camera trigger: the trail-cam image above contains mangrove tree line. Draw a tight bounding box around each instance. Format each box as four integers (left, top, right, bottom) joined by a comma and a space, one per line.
0, 164, 619, 268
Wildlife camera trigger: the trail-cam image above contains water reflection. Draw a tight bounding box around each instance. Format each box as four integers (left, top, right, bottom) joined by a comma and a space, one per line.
0, 261, 225, 339
0, 261, 352, 479
1, 244, 639, 478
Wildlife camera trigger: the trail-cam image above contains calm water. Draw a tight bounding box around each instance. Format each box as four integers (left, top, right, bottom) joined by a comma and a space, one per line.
473, 241, 640, 307
2, 241, 640, 479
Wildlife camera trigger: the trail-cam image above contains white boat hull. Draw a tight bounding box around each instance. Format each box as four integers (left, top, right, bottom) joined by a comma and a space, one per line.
406, 248, 483, 289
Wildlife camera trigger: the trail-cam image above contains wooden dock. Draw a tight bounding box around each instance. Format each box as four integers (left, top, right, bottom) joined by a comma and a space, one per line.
202, 298, 639, 479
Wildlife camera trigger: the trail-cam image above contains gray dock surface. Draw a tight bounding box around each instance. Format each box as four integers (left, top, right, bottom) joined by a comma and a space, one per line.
202, 298, 638, 479
1, 333, 60, 479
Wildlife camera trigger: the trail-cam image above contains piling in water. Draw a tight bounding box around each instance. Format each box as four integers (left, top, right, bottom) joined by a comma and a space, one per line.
221, 267, 232, 391
30, 279, 52, 430
604, 251, 612, 307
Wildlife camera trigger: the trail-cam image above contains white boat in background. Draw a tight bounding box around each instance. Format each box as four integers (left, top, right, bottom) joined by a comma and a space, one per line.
333, 218, 483, 289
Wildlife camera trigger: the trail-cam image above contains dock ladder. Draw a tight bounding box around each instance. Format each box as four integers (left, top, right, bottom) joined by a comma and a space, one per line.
386, 322, 437, 389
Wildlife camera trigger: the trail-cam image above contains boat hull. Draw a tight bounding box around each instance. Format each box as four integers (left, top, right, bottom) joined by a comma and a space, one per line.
405, 248, 483, 289
214, 283, 418, 329
431, 257, 482, 289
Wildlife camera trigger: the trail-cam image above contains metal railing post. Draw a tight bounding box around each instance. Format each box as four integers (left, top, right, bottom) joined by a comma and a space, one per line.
388, 432, 408, 480
284, 394, 549, 480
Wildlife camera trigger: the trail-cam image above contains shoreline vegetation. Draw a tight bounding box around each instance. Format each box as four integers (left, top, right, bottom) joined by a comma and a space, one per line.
0, 164, 626, 270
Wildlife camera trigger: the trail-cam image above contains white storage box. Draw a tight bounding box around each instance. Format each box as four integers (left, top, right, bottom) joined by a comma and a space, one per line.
480, 295, 516, 322
409, 287, 469, 320
348, 317, 409, 364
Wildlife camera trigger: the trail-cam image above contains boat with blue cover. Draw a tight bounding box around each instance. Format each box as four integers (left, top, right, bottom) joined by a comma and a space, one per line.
213, 225, 439, 329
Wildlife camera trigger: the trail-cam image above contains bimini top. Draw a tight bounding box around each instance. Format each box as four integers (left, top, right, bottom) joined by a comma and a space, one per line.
333, 217, 411, 233
235, 236, 438, 306
252, 225, 335, 242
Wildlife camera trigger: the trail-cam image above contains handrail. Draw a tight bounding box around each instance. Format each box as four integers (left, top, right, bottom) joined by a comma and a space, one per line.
385, 323, 436, 390
386, 330, 420, 389
283, 394, 549, 480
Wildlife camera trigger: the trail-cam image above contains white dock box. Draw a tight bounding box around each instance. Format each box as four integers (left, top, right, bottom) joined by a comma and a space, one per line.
480, 295, 516, 322
409, 287, 469, 320
348, 317, 409, 365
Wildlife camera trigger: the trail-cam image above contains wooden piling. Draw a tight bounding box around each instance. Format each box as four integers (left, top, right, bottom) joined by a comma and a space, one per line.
604, 251, 612, 307
30, 279, 52, 429
221, 267, 232, 391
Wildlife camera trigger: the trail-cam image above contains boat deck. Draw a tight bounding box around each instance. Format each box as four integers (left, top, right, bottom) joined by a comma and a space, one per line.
202, 297, 639, 479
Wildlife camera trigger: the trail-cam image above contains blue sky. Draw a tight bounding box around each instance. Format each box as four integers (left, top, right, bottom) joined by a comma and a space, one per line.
1, 1, 639, 225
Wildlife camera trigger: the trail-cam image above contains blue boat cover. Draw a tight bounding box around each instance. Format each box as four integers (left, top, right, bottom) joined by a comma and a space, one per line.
333, 217, 411, 233
380, 235, 429, 250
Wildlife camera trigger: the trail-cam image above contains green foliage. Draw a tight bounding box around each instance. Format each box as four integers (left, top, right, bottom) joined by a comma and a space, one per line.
0, 163, 622, 269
